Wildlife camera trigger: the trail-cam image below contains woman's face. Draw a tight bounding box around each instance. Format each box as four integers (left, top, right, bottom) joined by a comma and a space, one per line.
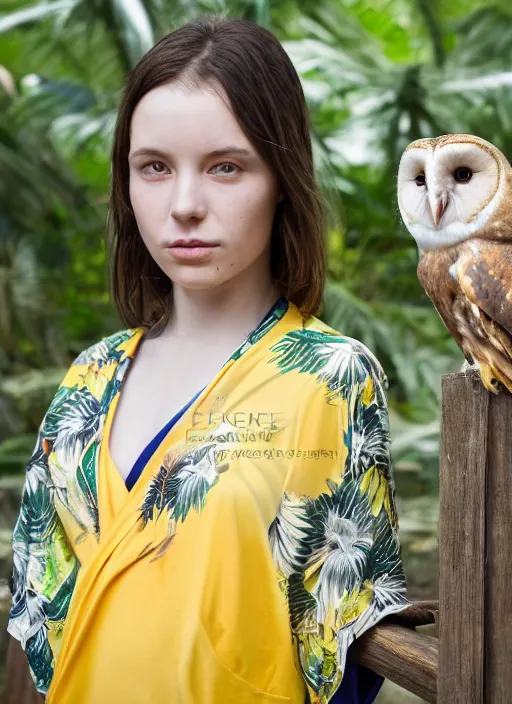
128, 82, 282, 293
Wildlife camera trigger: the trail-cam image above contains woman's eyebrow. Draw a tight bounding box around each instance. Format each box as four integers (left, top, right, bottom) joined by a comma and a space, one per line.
129, 146, 253, 160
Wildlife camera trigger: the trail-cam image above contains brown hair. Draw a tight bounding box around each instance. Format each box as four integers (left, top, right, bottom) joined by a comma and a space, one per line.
108, 14, 326, 335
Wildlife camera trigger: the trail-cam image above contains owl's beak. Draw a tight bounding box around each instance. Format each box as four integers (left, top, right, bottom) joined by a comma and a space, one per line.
431, 193, 450, 228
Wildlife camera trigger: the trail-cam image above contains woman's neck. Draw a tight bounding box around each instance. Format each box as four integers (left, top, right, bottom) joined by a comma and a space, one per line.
159, 276, 282, 347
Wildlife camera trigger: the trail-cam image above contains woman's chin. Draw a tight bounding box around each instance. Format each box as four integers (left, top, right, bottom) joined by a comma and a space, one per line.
167, 268, 233, 292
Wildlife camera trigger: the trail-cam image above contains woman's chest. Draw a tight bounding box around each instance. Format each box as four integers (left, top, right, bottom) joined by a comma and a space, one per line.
108, 350, 226, 482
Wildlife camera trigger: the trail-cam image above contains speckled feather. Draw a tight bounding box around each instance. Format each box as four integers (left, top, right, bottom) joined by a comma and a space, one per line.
419, 239, 512, 392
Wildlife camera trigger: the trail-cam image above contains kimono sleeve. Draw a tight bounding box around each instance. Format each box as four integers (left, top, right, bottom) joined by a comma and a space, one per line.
7, 367, 81, 695
269, 344, 408, 704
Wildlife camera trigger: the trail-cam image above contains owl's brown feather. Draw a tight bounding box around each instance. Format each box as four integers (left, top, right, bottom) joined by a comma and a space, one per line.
418, 240, 512, 393
456, 241, 512, 334
417, 247, 465, 350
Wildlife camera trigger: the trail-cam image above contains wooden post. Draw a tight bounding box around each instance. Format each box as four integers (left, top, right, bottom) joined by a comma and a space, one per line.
484, 384, 512, 701
438, 370, 512, 703
2, 636, 44, 704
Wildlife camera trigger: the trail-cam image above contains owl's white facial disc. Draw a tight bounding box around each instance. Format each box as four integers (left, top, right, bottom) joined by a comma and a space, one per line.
398, 141, 503, 251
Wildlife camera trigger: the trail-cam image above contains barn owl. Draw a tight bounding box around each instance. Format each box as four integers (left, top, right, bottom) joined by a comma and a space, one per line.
397, 133, 512, 394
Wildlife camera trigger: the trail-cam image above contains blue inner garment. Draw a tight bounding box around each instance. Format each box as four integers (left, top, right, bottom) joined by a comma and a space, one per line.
124, 386, 206, 491
330, 658, 384, 703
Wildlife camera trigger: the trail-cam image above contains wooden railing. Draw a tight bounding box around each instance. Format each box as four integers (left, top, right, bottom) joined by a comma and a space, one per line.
3, 370, 512, 702
351, 601, 438, 702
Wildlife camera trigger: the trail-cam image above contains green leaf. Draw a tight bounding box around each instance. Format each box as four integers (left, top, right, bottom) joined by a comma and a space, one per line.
0, 1, 77, 33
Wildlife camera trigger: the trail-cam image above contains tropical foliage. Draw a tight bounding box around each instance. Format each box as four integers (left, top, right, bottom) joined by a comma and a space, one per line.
0, 0, 509, 489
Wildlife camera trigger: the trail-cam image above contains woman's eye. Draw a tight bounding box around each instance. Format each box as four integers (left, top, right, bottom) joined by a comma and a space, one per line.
139, 161, 241, 177
415, 173, 426, 187
210, 162, 241, 176
454, 167, 473, 183
142, 161, 169, 176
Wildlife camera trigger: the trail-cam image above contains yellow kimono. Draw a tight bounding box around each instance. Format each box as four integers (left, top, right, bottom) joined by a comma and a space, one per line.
8, 296, 408, 703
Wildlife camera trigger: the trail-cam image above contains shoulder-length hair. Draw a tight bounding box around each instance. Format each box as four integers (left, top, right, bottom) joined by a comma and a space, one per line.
108, 14, 326, 335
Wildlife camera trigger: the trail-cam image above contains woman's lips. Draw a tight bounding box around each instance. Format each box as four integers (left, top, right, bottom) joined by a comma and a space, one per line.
165, 243, 219, 262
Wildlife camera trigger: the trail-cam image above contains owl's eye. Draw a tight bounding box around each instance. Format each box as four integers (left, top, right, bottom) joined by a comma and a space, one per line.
415, 173, 426, 187
454, 167, 472, 183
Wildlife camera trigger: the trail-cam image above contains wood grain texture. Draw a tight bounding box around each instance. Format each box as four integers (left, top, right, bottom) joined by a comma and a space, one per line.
350, 623, 437, 702
485, 386, 512, 702
386, 600, 438, 629
1, 636, 44, 704
438, 371, 487, 704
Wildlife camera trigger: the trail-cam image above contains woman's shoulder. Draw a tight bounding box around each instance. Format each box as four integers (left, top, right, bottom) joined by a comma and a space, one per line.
71, 326, 143, 367
56, 326, 144, 393
298, 313, 388, 386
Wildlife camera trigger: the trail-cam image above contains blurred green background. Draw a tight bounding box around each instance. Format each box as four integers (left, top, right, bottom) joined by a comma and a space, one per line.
0, 0, 510, 699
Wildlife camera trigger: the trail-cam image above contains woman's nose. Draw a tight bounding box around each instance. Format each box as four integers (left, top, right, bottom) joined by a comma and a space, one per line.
169, 174, 207, 221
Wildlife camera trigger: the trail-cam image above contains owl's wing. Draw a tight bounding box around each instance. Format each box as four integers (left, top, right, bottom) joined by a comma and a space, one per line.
454, 239, 512, 337
449, 239, 512, 392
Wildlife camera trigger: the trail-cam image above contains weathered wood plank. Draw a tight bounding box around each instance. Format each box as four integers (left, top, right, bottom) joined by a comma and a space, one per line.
387, 600, 438, 629
438, 371, 487, 704
485, 387, 512, 702
350, 623, 437, 702
2, 636, 44, 704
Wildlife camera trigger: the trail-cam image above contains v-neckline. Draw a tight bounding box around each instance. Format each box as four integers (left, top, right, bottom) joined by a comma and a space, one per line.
105, 295, 291, 494
123, 385, 205, 491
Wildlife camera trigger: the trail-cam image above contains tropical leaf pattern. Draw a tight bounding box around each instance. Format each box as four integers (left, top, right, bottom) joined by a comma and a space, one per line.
136, 442, 230, 561
7, 328, 138, 694
268, 334, 407, 704
269, 329, 382, 403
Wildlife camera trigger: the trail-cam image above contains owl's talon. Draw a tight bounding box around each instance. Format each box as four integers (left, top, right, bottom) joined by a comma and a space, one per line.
479, 363, 500, 394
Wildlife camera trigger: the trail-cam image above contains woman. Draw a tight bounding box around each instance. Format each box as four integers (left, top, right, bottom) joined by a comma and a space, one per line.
7, 15, 407, 704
